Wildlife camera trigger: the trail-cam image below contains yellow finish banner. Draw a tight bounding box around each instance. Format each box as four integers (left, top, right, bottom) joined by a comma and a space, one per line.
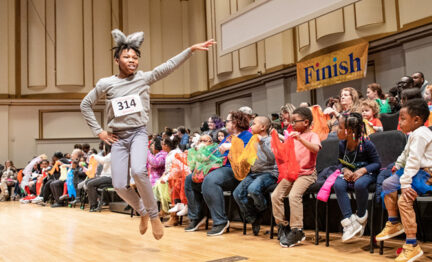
296, 42, 369, 92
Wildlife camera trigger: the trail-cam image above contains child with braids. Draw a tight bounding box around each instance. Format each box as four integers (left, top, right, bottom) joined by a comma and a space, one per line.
333, 112, 381, 242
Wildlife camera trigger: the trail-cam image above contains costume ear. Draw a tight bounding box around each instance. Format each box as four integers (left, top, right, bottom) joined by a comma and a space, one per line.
126, 31, 144, 49
111, 29, 127, 47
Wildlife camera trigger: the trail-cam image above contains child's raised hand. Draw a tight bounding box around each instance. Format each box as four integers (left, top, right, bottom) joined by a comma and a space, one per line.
39, 154, 48, 160
288, 131, 300, 140
401, 187, 417, 202
191, 39, 216, 51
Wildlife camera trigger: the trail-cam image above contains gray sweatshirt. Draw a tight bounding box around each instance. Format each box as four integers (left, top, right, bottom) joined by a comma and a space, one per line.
80, 48, 192, 135
250, 136, 278, 177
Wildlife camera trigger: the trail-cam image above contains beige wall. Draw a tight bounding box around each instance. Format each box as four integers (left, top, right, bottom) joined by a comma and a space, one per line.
0, 102, 105, 168
207, 0, 432, 90
1, 0, 432, 166
0, 0, 208, 98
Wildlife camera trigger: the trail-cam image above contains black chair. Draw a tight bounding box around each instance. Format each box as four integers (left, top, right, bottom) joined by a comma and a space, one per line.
369, 130, 407, 168
369, 131, 408, 255
95, 186, 115, 212
240, 183, 277, 237
379, 112, 400, 131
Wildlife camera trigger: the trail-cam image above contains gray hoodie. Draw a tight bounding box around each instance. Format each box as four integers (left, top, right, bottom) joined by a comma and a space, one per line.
80, 48, 192, 136
250, 136, 278, 177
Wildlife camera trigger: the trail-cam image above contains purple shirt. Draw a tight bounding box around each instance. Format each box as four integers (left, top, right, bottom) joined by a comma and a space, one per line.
147, 150, 168, 186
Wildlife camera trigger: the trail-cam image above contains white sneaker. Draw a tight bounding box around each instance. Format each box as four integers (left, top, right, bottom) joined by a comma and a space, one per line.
176, 205, 188, 216
31, 196, 44, 204
20, 199, 30, 204
168, 203, 184, 213
356, 210, 368, 237
341, 214, 362, 242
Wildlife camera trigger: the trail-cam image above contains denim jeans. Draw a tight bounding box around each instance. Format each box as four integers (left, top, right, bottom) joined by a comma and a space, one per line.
184, 174, 204, 221
202, 167, 239, 226
233, 173, 277, 222
334, 174, 376, 219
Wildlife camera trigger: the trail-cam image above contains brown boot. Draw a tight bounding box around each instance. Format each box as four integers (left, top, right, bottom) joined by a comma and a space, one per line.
139, 214, 149, 235
151, 217, 164, 240
164, 213, 179, 227
159, 209, 169, 219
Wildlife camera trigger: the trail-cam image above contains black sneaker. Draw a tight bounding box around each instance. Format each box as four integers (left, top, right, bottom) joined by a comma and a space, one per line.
207, 221, 230, 236
51, 202, 63, 208
277, 224, 285, 240
185, 216, 207, 232
283, 228, 306, 248
279, 225, 290, 246
59, 194, 69, 201
252, 215, 262, 236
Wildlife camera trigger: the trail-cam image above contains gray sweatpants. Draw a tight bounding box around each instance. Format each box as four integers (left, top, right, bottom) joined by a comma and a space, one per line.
111, 126, 158, 219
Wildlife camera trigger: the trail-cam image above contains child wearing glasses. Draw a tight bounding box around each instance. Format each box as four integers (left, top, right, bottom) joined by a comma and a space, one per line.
271, 107, 321, 247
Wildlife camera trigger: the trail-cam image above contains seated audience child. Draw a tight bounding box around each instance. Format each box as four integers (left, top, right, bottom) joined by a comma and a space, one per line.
233, 116, 278, 236
152, 137, 181, 224
271, 107, 321, 248
333, 113, 380, 242
147, 138, 167, 187
376, 99, 432, 262
361, 99, 383, 135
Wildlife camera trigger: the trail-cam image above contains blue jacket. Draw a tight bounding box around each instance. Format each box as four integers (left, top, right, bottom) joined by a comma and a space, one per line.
337, 139, 381, 176
221, 130, 253, 167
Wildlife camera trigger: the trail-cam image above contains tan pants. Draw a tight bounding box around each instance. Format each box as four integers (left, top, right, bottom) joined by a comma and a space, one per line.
384, 191, 418, 235
271, 172, 317, 229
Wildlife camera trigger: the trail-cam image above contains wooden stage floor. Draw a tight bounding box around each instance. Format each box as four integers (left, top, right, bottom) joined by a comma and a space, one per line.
1, 201, 431, 262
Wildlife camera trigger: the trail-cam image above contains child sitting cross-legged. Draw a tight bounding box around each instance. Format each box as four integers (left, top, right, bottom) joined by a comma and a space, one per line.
233, 116, 278, 236
271, 107, 321, 248
376, 99, 432, 262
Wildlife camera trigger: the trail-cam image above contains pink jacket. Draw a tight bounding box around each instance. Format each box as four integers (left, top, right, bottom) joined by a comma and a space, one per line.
317, 169, 341, 202
147, 150, 168, 186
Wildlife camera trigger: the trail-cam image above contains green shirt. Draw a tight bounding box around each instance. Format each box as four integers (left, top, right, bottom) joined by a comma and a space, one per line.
376, 98, 391, 114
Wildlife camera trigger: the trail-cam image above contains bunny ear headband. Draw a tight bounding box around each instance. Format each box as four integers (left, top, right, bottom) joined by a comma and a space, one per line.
111, 29, 144, 49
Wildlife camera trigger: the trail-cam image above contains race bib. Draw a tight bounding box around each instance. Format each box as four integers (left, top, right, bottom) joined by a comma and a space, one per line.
111, 94, 143, 117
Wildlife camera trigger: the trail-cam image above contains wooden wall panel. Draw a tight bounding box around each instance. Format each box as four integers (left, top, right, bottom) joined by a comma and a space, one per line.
55, 0, 84, 86
265, 30, 294, 69
0, 0, 8, 94
41, 110, 103, 139
161, 0, 184, 95
297, 22, 310, 50
27, 0, 46, 87
92, 0, 112, 86
206, 0, 215, 80
315, 9, 345, 40
188, 0, 207, 93
238, 0, 257, 70
123, 0, 151, 72
398, 0, 432, 28
215, 0, 233, 75
354, 0, 384, 28
149, 0, 163, 94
